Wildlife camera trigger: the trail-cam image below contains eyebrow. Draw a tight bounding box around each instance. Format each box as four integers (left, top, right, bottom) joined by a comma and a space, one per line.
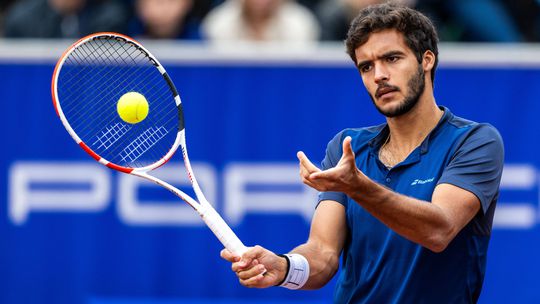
356, 50, 406, 68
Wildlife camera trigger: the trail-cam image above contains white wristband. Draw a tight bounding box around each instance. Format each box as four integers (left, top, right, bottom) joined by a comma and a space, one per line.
279, 253, 310, 290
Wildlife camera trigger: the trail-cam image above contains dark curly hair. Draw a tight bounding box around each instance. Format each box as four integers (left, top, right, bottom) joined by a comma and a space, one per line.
345, 3, 439, 84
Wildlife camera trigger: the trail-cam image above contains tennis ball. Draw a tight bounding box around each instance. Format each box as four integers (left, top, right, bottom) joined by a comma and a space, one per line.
117, 92, 149, 124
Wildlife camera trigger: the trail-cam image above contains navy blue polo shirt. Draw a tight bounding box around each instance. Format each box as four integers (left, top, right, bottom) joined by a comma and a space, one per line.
318, 106, 504, 303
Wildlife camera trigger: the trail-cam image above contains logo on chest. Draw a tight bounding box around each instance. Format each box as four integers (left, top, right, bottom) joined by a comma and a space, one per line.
410, 177, 435, 186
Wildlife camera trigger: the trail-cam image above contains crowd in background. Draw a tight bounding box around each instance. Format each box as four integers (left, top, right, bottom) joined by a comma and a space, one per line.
0, 0, 539, 43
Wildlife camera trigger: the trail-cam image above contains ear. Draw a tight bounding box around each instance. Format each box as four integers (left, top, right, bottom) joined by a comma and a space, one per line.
422, 50, 435, 73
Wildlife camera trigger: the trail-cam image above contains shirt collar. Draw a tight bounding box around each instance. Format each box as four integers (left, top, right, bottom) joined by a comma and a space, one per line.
419, 105, 451, 154
367, 105, 452, 153
368, 124, 390, 149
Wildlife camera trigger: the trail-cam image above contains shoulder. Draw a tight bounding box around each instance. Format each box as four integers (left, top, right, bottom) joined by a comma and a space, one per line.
446, 112, 500, 136
449, 114, 503, 151
439, 113, 505, 173
460, 123, 504, 162
466, 123, 503, 144
440, 110, 503, 150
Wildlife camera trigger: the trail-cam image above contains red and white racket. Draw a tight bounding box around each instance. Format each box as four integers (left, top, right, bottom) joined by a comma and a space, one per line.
51, 32, 247, 256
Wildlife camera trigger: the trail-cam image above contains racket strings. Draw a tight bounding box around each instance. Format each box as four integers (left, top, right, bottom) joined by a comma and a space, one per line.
65, 39, 167, 114
57, 35, 181, 168
88, 76, 176, 162
79, 40, 179, 163
64, 39, 154, 118
80, 40, 175, 129
61, 39, 136, 101
93, 122, 131, 150
67, 39, 167, 116
62, 40, 155, 126
61, 44, 139, 129
120, 126, 168, 163
90, 44, 177, 166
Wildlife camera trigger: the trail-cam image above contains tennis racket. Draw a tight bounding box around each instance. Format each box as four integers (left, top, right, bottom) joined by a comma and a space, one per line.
51, 32, 247, 256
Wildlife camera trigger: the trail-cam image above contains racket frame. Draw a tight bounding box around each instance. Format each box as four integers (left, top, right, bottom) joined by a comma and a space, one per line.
52, 32, 247, 256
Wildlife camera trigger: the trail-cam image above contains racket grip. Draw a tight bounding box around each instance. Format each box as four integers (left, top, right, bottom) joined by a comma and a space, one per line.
200, 207, 248, 257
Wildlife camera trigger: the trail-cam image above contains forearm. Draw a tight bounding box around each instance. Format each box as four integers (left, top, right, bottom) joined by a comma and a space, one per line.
275, 201, 345, 290
299, 136, 481, 253
289, 242, 341, 289
348, 179, 455, 252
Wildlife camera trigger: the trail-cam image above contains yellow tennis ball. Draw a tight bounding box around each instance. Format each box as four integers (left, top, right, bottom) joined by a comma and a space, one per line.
117, 92, 149, 124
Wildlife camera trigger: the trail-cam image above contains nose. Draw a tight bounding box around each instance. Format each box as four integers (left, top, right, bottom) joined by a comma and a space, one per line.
374, 63, 389, 84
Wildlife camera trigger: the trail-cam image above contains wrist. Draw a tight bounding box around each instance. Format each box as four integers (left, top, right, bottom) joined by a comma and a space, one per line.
347, 171, 380, 199
275, 254, 290, 286
275, 253, 310, 290
344, 169, 367, 197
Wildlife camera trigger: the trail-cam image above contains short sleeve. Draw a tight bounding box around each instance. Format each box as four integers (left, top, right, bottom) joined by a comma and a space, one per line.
437, 124, 504, 214
318, 130, 348, 207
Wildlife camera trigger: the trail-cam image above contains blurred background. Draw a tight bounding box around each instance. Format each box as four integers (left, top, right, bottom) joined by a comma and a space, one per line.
1, 0, 540, 303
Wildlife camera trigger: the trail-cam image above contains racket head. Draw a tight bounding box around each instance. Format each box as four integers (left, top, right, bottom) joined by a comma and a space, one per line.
52, 32, 185, 173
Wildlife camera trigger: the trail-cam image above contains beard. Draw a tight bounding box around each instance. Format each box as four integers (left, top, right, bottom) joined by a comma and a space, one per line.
370, 64, 425, 118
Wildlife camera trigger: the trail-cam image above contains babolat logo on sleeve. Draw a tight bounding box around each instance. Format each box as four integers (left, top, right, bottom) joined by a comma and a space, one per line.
411, 177, 435, 186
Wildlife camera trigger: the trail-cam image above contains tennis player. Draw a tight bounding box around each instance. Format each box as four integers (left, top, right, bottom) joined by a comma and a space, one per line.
221, 3, 504, 303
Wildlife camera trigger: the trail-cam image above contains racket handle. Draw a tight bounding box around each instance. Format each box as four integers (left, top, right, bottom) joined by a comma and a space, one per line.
200, 207, 248, 256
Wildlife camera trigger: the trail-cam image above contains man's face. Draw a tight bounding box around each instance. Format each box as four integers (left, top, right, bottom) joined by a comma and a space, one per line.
354, 29, 426, 118
137, 0, 192, 30
49, 0, 85, 14
242, 0, 282, 20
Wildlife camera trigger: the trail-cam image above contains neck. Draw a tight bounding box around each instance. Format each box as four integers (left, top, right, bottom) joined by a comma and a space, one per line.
385, 92, 443, 154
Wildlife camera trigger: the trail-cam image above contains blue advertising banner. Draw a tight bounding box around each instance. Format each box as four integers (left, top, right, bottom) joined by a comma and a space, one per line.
1, 43, 539, 303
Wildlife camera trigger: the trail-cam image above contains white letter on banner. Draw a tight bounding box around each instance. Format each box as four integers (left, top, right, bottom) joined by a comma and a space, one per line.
117, 162, 217, 226
8, 162, 110, 225
493, 164, 537, 229
224, 163, 318, 225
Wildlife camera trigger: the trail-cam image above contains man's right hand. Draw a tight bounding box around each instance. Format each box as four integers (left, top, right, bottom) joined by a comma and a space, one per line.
220, 245, 288, 288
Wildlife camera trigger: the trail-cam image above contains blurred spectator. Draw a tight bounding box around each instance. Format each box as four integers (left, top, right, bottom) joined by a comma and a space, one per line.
202, 0, 320, 43
129, 0, 203, 40
296, 0, 323, 12
316, 0, 415, 41
416, 0, 523, 42
3, 0, 129, 38
316, 0, 523, 42
0, 0, 16, 35
501, 0, 540, 42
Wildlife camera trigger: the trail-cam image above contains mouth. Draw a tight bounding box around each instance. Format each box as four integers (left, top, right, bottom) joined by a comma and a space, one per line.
375, 86, 399, 99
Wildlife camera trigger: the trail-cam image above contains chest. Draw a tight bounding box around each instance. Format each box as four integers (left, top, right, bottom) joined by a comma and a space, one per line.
346, 148, 451, 239
361, 148, 448, 199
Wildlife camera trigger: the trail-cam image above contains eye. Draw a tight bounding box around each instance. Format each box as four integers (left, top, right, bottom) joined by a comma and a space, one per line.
387, 56, 399, 63
359, 64, 372, 73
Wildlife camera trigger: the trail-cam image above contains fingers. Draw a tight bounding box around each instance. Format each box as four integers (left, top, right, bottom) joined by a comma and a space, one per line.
227, 245, 271, 288
231, 257, 253, 272
231, 246, 267, 273
240, 271, 266, 288
300, 177, 319, 189
311, 136, 354, 181
221, 247, 255, 273
341, 136, 354, 159
297, 151, 320, 174
237, 245, 262, 267
220, 249, 241, 263
299, 136, 360, 192
297, 151, 323, 188
236, 263, 267, 281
